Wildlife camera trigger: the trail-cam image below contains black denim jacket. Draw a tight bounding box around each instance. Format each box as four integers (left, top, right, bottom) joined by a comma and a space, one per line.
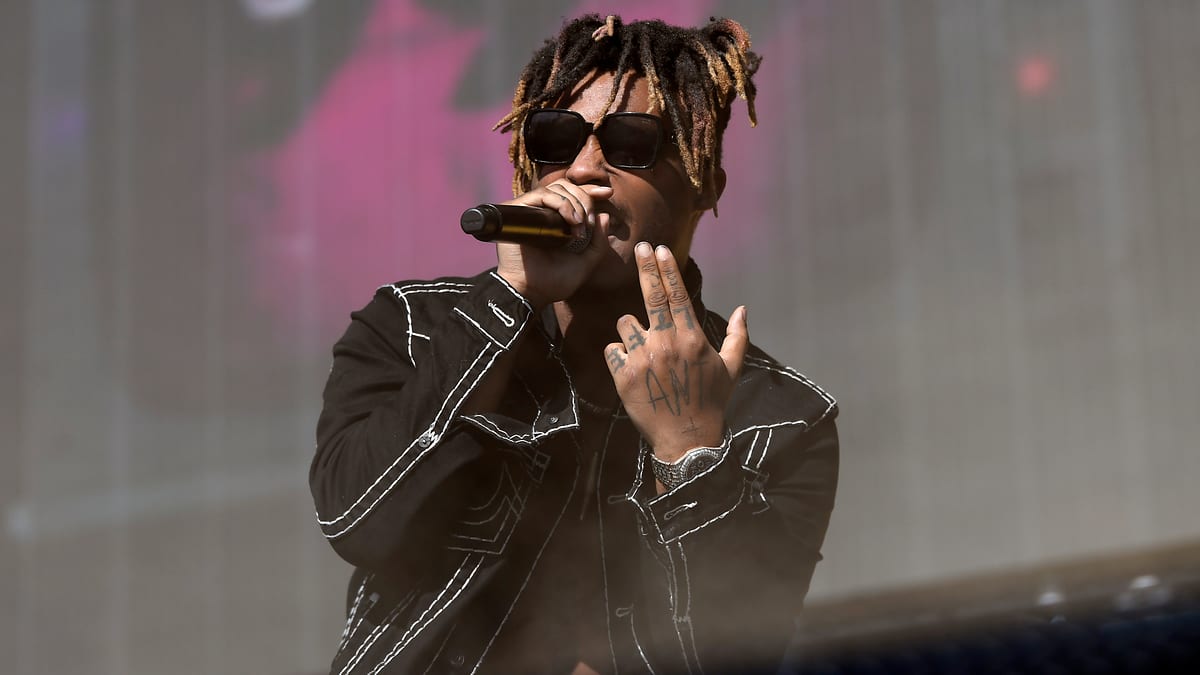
311, 264, 839, 674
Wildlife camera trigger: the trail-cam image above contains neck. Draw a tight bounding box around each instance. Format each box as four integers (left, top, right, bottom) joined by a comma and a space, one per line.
550, 291, 642, 409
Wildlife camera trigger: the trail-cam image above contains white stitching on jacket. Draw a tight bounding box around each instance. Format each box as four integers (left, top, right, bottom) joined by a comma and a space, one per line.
627, 473, 692, 673
447, 461, 538, 556
453, 306, 523, 350
489, 300, 516, 327
318, 345, 504, 539
459, 412, 577, 445
487, 270, 535, 309
747, 429, 773, 514
662, 502, 698, 521
656, 479, 749, 545
674, 543, 703, 673
367, 554, 485, 675
621, 605, 658, 674
317, 344, 491, 528
585, 412, 624, 675
340, 576, 369, 644
743, 355, 837, 418
339, 575, 372, 650
463, 462, 521, 516
704, 311, 836, 423
745, 429, 766, 470
467, 456, 581, 674
382, 281, 471, 366
419, 624, 457, 675
339, 601, 403, 675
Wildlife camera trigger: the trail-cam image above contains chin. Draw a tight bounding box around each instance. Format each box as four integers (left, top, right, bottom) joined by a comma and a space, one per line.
576, 254, 640, 298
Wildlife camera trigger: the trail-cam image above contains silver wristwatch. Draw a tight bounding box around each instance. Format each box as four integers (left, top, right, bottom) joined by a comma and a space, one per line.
649, 436, 729, 490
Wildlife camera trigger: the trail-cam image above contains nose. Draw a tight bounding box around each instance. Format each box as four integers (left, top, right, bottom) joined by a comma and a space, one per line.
565, 134, 608, 186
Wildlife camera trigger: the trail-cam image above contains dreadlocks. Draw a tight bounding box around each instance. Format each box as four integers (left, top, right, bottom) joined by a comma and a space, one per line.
494, 14, 762, 198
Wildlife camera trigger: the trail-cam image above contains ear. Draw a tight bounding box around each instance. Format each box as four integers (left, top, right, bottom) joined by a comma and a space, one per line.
695, 167, 727, 211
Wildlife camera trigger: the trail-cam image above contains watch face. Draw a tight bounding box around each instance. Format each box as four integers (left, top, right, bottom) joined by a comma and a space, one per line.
679, 451, 719, 477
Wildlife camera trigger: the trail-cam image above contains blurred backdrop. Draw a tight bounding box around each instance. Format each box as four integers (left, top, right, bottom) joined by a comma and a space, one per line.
3, 0, 1199, 673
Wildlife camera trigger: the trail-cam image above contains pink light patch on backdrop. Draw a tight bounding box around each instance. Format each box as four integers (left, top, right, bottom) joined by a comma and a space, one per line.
236, 0, 791, 342
1018, 56, 1055, 97
240, 0, 509, 342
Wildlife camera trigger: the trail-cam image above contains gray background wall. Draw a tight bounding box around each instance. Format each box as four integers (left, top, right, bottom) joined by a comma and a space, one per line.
4, 1, 1198, 673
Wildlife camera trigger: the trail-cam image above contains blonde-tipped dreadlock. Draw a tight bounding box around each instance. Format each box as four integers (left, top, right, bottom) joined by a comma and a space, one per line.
493, 14, 761, 198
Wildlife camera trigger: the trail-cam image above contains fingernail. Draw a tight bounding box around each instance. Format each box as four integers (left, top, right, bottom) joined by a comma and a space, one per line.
655, 245, 670, 260
588, 211, 596, 226
636, 242, 652, 257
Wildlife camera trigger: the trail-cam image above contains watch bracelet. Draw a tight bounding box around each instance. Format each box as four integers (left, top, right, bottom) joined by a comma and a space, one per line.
649, 435, 730, 490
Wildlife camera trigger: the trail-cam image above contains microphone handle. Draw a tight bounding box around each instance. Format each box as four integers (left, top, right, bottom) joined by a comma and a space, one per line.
460, 204, 589, 252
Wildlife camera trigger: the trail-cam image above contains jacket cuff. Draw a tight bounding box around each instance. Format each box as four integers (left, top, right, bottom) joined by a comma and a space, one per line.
451, 271, 534, 350
630, 430, 749, 545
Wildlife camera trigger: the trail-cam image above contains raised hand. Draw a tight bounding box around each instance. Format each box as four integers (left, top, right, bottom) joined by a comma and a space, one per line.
604, 242, 749, 462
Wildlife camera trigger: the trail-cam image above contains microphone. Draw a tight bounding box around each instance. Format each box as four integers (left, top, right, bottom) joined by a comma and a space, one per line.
460, 204, 591, 253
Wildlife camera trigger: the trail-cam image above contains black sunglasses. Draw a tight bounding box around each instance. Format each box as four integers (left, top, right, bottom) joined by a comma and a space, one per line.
523, 108, 664, 170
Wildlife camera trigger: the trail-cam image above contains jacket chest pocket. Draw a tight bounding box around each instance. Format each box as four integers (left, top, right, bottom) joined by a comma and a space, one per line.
446, 460, 536, 556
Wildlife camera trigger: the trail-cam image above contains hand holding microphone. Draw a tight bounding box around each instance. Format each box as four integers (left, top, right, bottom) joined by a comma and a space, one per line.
461, 204, 593, 253
461, 181, 612, 254
470, 180, 613, 308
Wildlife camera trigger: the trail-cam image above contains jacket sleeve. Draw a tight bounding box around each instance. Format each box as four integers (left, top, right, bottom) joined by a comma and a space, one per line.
310, 272, 537, 570
628, 367, 840, 671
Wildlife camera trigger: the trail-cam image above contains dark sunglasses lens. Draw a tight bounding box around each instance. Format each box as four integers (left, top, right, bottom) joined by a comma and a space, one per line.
596, 116, 659, 168
525, 111, 587, 164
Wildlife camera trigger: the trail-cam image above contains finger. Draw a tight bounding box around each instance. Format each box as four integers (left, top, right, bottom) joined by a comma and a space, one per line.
545, 184, 585, 227
560, 182, 612, 229
718, 305, 750, 380
551, 182, 610, 243
635, 242, 673, 332
575, 183, 613, 215
580, 212, 611, 257
581, 184, 614, 200
603, 342, 629, 375
653, 244, 698, 333
616, 314, 649, 354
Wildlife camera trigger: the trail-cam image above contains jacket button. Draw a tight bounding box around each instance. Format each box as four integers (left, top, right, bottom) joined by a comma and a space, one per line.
548, 415, 559, 424
417, 432, 435, 448
448, 654, 465, 667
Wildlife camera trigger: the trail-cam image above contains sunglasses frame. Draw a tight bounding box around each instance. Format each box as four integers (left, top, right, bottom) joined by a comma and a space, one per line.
523, 108, 665, 170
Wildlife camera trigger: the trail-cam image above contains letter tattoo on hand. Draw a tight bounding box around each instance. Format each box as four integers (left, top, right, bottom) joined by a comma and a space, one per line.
626, 329, 646, 351
650, 307, 672, 331
644, 370, 678, 416
672, 306, 695, 329
607, 347, 626, 372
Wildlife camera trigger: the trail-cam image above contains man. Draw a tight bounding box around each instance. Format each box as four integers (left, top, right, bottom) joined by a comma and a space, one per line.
311, 14, 838, 674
